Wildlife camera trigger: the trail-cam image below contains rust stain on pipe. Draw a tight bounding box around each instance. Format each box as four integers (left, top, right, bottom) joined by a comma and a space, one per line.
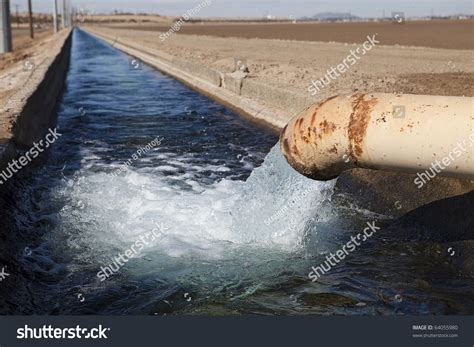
310, 95, 338, 125
279, 95, 341, 180
348, 94, 378, 162
319, 120, 337, 137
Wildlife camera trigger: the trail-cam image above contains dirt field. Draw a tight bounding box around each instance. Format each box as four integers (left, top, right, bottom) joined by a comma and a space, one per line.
112, 19, 474, 50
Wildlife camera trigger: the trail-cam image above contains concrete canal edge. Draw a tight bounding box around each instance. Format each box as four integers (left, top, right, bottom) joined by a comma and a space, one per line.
0, 28, 73, 168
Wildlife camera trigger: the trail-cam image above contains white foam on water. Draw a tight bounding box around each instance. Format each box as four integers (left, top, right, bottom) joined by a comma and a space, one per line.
51, 144, 336, 282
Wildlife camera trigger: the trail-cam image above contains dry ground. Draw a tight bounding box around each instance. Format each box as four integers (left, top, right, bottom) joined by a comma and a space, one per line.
0, 27, 54, 141
113, 19, 474, 50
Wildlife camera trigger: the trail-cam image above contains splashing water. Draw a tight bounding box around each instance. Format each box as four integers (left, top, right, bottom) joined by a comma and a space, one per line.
231, 145, 335, 248
58, 144, 335, 264
25, 143, 337, 314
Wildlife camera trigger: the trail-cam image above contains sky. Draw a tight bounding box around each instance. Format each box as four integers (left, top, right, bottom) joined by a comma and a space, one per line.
9, 0, 473, 18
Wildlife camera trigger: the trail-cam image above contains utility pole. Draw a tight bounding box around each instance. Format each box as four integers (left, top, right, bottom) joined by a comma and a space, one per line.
68, 0, 72, 26
61, 0, 66, 28
0, 0, 12, 53
64, 0, 67, 27
27, 0, 33, 39
67, 0, 71, 27
65, 0, 68, 27
15, 4, 19, 28
70, 2, 74, 26
72, 3, 76, 26
53, 0, 58, 32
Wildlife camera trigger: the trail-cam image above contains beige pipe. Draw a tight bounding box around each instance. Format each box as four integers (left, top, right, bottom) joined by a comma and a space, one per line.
280, 93, 474, 181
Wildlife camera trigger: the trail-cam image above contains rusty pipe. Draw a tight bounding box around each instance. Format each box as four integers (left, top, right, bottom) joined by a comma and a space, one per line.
280, 93, 474, 181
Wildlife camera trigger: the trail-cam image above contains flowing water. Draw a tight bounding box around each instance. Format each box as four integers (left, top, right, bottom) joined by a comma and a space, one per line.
1, 29, 472, 315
